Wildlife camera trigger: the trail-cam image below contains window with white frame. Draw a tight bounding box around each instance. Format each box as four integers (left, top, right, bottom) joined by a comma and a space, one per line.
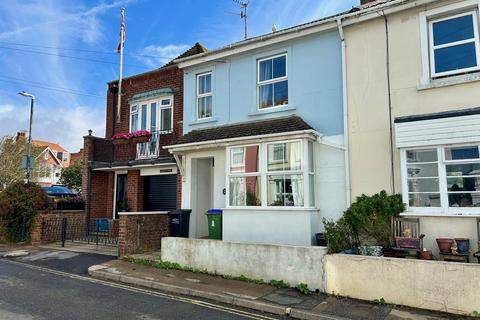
426, 5, 480, 78
257, 54, 288, 109
228, 145, 261, 206
129, 96, 173, 133
267, 142, 303, 206
402, 144, 480, 214
196, 72, 212, 119
227, 140, 314, 208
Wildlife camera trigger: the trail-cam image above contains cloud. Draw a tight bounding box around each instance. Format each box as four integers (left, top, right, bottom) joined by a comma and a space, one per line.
0, 103, 104, 151
0, 104, 14, 114
135, 44, 191, 68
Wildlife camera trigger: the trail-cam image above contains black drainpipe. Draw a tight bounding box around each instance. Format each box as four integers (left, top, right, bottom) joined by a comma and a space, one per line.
383, 12, 396, 194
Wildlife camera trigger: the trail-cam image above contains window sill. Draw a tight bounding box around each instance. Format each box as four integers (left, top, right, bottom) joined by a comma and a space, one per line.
223, 207, 319, 212
188, 117, 218, 126
418, 72, 480, 91
248, 105, 296, 117
401, 211, 480, 218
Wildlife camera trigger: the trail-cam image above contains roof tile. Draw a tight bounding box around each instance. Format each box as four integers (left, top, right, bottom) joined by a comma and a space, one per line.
172, 115, 313, 146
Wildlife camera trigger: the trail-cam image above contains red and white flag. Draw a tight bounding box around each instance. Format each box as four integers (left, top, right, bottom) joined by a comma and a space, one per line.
117, 8, 125, 53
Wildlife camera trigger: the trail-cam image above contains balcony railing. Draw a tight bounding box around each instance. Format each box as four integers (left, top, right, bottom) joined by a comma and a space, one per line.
136, 130, 171, 159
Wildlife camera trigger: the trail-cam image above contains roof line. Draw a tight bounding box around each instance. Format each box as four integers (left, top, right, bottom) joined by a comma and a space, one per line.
174, 0, 434, 67
164, 129, 318, 151
395, 107, 480, 123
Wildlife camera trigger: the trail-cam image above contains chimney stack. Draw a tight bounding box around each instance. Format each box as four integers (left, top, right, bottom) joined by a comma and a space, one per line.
16, 131, 26, 140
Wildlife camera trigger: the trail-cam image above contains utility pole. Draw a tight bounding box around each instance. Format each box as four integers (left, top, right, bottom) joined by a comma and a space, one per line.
18, 91, 35, 184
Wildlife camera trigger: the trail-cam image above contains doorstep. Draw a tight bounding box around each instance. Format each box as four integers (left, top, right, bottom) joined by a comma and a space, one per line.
87, 259, 460, 320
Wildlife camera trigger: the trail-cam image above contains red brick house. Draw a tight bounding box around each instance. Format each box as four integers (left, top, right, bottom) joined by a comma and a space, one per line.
82, 43, 207, 221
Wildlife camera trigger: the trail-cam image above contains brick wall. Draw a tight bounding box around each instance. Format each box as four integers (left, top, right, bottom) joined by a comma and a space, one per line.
127, 170, 143, 212
88, 171, 115, 220
106, 66, 184, 153
118, 213, 170, 257
31, 210, 86, 245
82, 66, 186, 223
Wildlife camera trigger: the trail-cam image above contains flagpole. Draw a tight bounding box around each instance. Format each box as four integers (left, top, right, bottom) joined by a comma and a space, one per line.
116, 7, 125, 123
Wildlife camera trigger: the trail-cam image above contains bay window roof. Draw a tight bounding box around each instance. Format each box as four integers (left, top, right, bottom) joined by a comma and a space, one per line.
171, 115, 314, 146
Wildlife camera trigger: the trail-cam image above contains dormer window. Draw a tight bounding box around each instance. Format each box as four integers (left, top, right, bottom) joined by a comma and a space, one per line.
257, 54, 288, 109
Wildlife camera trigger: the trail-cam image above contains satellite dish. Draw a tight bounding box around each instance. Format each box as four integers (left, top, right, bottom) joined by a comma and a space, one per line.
272, 24, 278, 32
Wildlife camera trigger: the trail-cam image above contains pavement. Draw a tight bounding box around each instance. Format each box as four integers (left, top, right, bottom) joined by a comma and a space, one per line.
88, 254, 468, 320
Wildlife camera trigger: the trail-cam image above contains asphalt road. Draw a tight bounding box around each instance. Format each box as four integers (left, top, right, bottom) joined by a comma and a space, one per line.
0, 252, 281, 320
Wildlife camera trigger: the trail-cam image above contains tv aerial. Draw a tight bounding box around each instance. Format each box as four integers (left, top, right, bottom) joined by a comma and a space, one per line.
233, 0, 249, 39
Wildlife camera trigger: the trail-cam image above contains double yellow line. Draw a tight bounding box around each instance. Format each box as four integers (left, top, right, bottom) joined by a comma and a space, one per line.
1, 259, 278, 320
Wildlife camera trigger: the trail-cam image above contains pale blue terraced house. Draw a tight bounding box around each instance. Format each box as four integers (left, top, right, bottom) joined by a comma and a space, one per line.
165, 18, 350, 246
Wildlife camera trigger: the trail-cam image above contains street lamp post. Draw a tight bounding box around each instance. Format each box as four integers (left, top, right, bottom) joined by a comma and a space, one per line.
18, 91, 35, 184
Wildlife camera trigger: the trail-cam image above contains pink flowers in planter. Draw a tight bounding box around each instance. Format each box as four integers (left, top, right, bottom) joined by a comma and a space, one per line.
111, 130, 152, 145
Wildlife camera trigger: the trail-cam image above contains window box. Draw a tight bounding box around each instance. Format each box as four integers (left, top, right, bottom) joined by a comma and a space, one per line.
129, 130, 152, 144
112, 132, 130, 145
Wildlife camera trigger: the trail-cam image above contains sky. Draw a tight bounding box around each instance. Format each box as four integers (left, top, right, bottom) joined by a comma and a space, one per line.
0, 0, 359, 151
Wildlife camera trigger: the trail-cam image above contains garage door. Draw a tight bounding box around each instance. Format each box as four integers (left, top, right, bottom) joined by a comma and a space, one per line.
143, 175, 177, 211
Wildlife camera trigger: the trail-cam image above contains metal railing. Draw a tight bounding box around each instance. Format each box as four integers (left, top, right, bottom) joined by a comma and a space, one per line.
136, 130, 171, 159
41, 217, 119, 247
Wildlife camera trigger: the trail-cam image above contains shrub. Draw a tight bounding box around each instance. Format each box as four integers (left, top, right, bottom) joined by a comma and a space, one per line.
0, 181, 52, 242
324, 191, 405, 253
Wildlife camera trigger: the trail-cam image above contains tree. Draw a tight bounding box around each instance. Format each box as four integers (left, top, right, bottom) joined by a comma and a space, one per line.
0, 134, 44, 190
60, 160, 82, 192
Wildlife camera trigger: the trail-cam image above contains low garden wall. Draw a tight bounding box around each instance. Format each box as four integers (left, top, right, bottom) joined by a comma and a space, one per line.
118, 212, 170, 258
325, 254, 480, 315
31, 210, 86, 245
161, 237, 327, 291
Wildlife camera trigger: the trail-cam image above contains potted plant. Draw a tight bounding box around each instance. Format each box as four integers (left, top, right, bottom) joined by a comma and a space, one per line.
111, 132, 130, 145
120, 198, 128, 212
129, 130, 152, 144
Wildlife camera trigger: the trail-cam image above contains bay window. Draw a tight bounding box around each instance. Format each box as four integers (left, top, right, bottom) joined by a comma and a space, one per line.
258, 54, 288, 109
228, 145, 261, 206
402, 144, 480, 215
267, 142, 303, 206
227, 140, 314, 208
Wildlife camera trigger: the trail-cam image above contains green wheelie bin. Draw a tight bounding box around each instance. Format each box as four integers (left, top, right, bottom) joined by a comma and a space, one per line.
206, 209, 222, 240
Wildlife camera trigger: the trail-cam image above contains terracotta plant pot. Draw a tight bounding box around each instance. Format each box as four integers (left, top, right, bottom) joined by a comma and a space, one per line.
436, 238, 453, 254
455, 238, 470, 254
419, 250, 433, 260
112, 138, 129, 145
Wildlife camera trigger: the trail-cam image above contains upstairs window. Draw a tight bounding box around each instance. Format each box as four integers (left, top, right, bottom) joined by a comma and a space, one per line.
130, 105, 139, 131
160, 98, 173, 132
197, 72, 212, 119
130, 97, 173, 134
429, 11, 480, 77
258, 54, 288, 109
